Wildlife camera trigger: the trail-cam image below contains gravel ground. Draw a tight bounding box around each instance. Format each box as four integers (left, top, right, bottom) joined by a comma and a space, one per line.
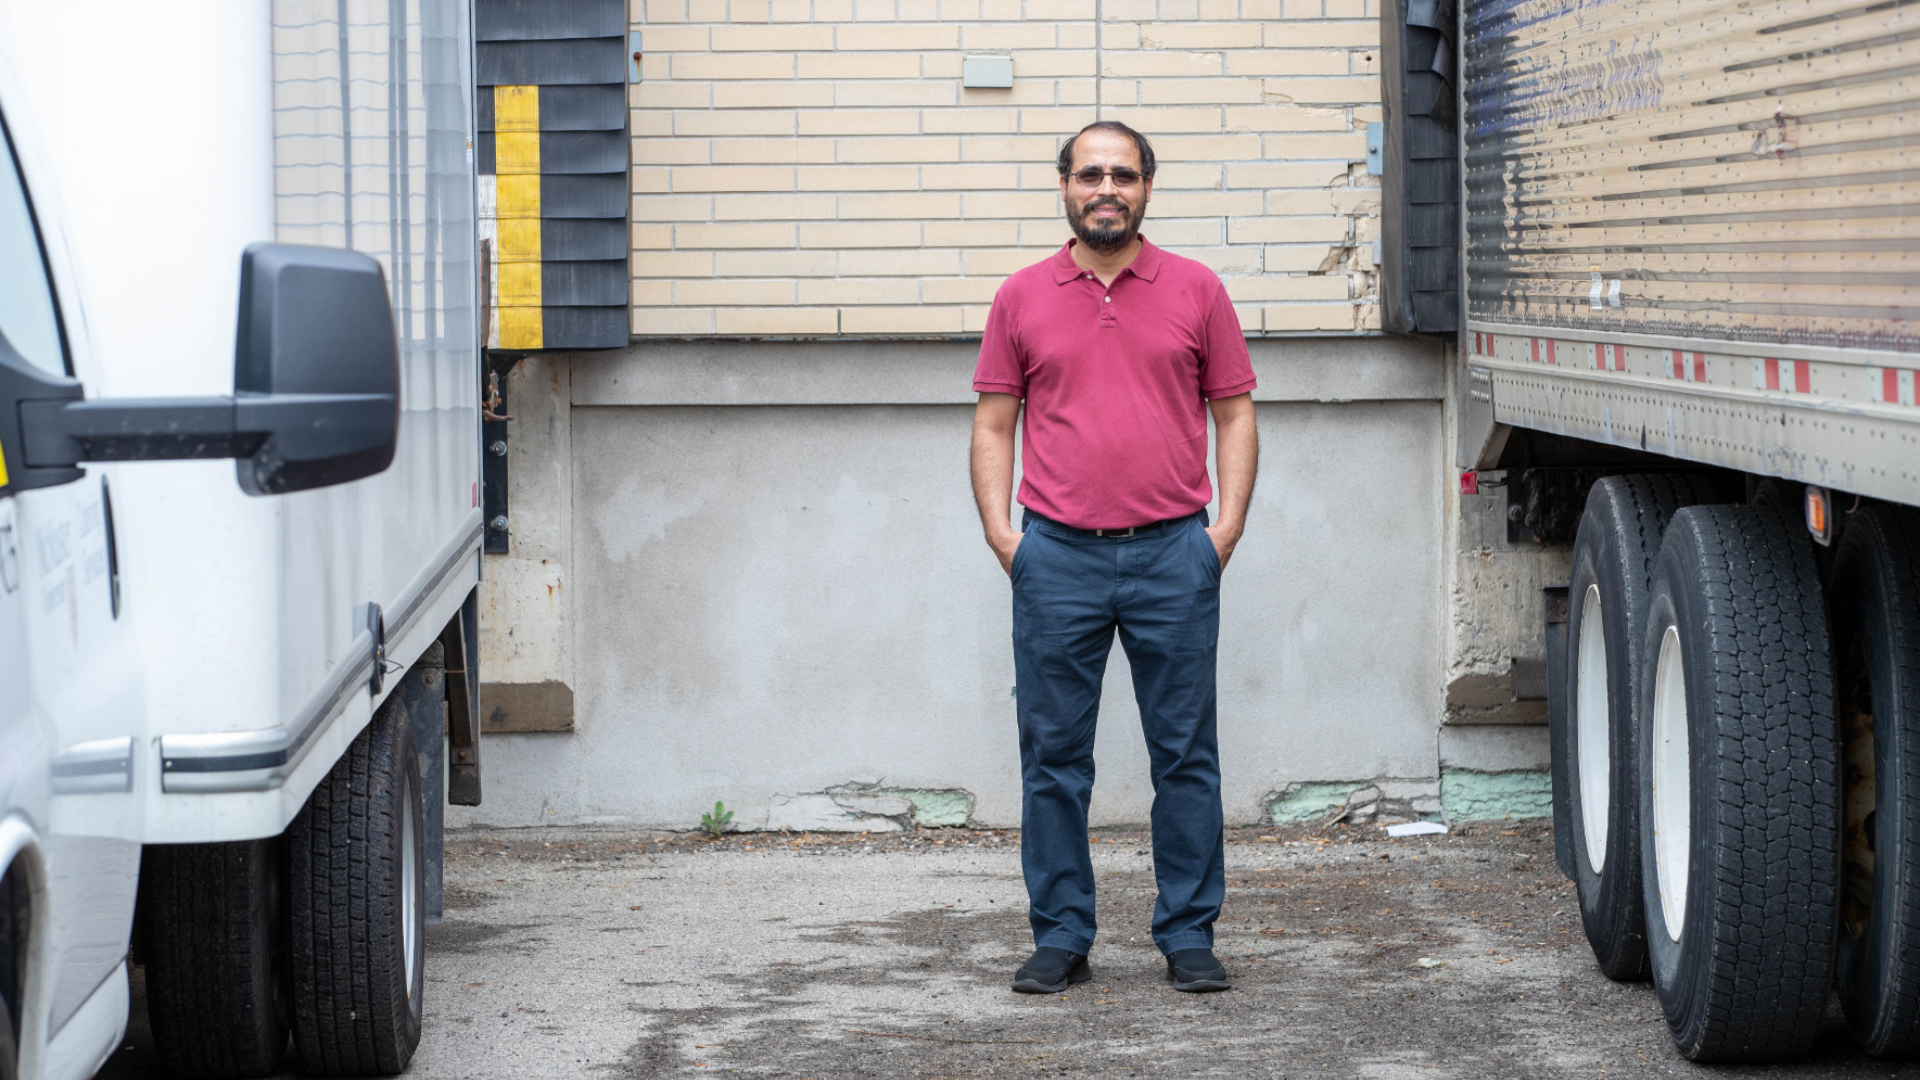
100, 822, 1910, 1078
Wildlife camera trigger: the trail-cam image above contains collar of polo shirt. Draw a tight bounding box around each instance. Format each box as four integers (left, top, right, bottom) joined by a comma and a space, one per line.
1051, 236, 1165, 285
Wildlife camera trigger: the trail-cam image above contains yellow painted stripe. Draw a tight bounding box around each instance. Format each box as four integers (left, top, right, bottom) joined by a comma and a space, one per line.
495, 218, 542, 263
496, 262, 542, 307
493, 86, 541, 174
498, 306, 543, 349
0, 441, 9, 488
490, 85, 541, 345
493, 175, 541, 219
494, 85, 539, 131
495, 132, 541, 174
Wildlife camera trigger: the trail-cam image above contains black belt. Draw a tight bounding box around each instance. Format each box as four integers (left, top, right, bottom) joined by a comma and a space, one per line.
1029, 512, 1199, 539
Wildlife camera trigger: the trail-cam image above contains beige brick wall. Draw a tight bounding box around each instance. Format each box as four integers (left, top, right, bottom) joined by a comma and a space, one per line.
630, 0, 1382, 337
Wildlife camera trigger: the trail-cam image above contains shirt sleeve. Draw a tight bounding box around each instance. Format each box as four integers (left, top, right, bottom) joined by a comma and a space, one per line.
972, 282, 1026, 397
1197, 275, 1257, 400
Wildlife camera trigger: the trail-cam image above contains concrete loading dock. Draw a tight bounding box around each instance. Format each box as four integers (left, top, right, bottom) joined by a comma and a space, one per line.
459, 337, 1558, 832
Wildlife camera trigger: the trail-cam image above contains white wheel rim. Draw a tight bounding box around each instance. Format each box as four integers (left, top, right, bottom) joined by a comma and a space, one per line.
1576, 584, 1611, 873
403, 783, 420, 998
1651, 624, 1691, 941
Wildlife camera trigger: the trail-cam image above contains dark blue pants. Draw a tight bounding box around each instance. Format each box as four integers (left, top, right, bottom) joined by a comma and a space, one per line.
1010, 509, 1225, 956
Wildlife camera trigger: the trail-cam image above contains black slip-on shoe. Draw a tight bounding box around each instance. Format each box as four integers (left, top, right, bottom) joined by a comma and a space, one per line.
1012, 947, 1091, 994
1166, 948, 1231, 992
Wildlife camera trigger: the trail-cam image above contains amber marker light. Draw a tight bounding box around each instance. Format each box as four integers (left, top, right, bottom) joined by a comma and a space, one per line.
1804, 484, 1833, 547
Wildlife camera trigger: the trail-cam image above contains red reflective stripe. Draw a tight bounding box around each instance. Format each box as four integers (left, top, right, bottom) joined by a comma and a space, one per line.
1547, 339, 1556, 364
1693, 354, 1706, 382
1765, 359, 1781, 391
1887, 368, 1901, 403
1613, 344, 1626, 370
1672, 349, 1684, 379
1595, 343, 1605, 369
1794, 360, 1810, 394
1530, 338, 1539, 362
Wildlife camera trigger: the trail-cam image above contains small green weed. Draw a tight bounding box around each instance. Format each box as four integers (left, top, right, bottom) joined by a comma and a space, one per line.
700, 800, 734, 840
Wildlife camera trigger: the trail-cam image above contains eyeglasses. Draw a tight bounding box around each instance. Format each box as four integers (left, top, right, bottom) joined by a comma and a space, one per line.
1070, 167, 1145, 189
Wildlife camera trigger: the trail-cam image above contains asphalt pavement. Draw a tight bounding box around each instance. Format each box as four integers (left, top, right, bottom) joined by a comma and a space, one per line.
99, 823, 1910, 1078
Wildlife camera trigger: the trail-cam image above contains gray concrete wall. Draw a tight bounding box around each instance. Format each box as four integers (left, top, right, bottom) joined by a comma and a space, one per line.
477, 356, 575, 732
457, 337, 1462, 831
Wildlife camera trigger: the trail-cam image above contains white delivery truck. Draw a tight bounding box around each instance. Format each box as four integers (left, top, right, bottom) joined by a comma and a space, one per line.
1379, 0, 1920, 1062
0, 2, 483, 1076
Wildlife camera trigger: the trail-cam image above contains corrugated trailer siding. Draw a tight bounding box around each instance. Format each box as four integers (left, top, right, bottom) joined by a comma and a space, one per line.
1463, 0, 1920, 351
475, 0, 628, 351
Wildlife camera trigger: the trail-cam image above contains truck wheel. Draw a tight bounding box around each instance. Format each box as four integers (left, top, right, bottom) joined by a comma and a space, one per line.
1832, 506, 1920, 1057
138, 838, 289, 1077
1562, 473, 1716, 980
289, 696, 425, 1075
1638, 505, 1838, 1061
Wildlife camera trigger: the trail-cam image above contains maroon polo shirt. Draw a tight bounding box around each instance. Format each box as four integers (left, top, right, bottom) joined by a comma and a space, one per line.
972, 237, 1256, 531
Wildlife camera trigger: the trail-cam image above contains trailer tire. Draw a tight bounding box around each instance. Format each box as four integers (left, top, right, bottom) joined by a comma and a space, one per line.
1638, 505, 1838, 1061
0, 999, 15, 1080
1832, 506, 1920, 1058
289, 695, 425, 1076
1562, 473, 1717, 981
139, 838, 289, 1077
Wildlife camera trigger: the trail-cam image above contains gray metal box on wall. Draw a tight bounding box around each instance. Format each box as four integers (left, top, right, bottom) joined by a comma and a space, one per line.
476, 0, 630, 350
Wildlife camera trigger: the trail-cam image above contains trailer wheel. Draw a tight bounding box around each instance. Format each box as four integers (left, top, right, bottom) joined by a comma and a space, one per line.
1832, 506, 1920, 1058
1562, 474, 1716, 980
1638, 505, 1838, 1061
138, 838, 289, 1077
289, 695, 425, 1076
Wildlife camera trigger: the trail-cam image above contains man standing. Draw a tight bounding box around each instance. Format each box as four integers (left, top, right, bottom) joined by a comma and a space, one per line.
969, 121, 1259, 994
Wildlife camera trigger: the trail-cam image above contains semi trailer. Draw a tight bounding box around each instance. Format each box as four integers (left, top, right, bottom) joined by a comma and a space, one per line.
0, 2, 484, 1075
1380, 0, 1920, 1060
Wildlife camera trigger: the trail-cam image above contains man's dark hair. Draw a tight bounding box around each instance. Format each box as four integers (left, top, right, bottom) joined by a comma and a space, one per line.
1056, 121, 1157, 180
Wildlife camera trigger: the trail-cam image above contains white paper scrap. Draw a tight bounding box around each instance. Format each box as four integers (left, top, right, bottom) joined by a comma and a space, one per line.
1385, 821, 1449, 837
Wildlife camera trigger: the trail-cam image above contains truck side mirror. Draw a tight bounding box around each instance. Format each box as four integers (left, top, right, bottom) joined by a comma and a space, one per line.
232, 244, 400, 494
5, 243, 401, 495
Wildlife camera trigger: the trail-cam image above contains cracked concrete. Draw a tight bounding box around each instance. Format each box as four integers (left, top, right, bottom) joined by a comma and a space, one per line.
1267, 779, 1444, 825
765, 785, 978, 832
100, 824, 1896, 1078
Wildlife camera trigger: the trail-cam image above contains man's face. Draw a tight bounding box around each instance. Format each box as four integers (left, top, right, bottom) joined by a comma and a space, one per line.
1059, 128, 1152, 254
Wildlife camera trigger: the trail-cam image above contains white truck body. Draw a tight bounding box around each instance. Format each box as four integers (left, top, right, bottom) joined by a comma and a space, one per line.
0, 2, 480, 1075
0, 2, 481, 837
1457, 0, 1920, 499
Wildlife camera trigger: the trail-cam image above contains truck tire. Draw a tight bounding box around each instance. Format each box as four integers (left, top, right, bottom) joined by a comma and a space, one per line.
0, 863, 26, 1080
1832, 506, 1920, 1057
138, 838, 289, 1077
288, 696, 425, 1076
1638, 505, 1838, 1061
1562, 473, 1717, 981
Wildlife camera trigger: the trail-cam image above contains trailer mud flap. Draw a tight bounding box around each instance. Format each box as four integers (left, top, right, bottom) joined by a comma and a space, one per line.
1543, 585, 1574, 880
441, 589, 482, 806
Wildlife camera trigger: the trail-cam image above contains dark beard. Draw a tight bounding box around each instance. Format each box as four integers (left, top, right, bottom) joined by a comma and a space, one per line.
1069, 197, 1141, 254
